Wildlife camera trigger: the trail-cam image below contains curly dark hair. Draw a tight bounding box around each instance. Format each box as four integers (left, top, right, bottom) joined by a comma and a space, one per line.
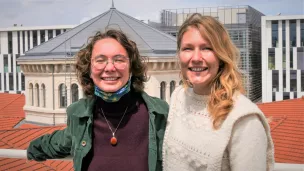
76, 29, 148, 97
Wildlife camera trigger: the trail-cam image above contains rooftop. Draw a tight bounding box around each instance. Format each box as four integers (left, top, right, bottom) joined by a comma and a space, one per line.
257, 97, 304, 164
18, 7, 176, 61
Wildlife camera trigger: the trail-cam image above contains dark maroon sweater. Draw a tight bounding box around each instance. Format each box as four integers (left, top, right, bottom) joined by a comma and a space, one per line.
81, 91, 149, 171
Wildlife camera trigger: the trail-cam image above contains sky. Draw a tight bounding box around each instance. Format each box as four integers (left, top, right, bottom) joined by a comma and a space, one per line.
0, 0, 303, 28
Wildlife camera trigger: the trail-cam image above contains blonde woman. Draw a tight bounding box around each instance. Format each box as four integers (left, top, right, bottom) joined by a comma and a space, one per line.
163, 13, 274, 171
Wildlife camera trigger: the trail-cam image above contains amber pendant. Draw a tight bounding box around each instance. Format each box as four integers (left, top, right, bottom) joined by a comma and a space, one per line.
110, 136, 117, 146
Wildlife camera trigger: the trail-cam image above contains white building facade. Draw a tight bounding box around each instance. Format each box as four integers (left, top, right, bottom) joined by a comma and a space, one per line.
262, 15, 304, 102
0, 25, 74, 94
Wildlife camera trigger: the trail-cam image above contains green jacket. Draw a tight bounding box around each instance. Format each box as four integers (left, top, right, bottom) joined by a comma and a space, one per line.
27, 92, 168, 171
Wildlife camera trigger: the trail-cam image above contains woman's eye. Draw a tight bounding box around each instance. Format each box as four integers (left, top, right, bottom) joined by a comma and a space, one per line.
182, 47, 192, 51
202, 47, 212, 51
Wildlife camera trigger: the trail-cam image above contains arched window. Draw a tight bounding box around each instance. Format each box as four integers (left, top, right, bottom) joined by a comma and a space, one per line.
29, 83, 33, 106
59, 83, 67, 108
170, 81, 176, 96
35, 83, 39, 107
71, 84, 79, 103
41, 84, 46, 107
160, 81, 166, 100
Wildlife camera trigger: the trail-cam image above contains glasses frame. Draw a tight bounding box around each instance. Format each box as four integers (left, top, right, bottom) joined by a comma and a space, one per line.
91, 55, 130, 70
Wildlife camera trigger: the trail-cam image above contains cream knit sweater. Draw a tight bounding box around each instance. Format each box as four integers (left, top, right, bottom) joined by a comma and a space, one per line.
163, 86, 274, 171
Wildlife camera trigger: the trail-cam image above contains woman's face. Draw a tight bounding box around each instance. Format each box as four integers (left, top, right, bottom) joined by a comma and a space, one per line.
179, 27, 220, 95
90, 38, 130, 93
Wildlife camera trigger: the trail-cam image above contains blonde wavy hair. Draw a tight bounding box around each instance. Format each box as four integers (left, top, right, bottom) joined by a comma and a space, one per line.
177, 13, 245, 129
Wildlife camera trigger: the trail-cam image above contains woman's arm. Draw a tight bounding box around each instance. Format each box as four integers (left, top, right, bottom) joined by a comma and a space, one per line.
228, 114, 268, 171
27, 115, 72, 161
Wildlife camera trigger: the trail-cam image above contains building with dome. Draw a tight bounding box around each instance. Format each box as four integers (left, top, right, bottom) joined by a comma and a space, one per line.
17, 5, 179, 125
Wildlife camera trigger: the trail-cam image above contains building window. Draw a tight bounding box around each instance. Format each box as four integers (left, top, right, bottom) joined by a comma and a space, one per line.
290, 70, 297, 92
282, 48, 286, 69
8, 31, 12, 54
41, 84, 46, 107
282, 21, 286, 47
4, 55, 8, 73
4, 74, 6, 91
160, 82, 166, 100
301, 70, 304, 91
40, 30, 45, 43
48, 30, 53, 40
16, 73, 19, 91
268, 48, 275, 70
297, 47, 304, 69
33, 31, 37, 47
10, 55, 13, 72
59, 83, 67, 108
29, 83, 33, 106
22, 31, 25, 53
283, 92, 290, 100
272, 70, 279, 92
17, 31, 20, 54
290, 48, 293, 68
290, 20, 297, 47
9, 73, 13, 91
0, 73, 1, 91
71, 84, 79, 103
27, 31, 30, 49
272, 92, 276, 101
21, 74, 25, 91
56, 29, 61, 36
35, 83, 39, 107
170, 81, 176, 96
283, 70, 286, 91
271, 21, 278, 47
301, 20, 304, 46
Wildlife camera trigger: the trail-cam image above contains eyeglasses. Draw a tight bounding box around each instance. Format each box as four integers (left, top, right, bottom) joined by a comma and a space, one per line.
92, 55, 129, 70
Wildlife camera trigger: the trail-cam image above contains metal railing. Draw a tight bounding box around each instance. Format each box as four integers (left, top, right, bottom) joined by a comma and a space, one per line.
0, 149, 303, 170
0, 149, 72, 161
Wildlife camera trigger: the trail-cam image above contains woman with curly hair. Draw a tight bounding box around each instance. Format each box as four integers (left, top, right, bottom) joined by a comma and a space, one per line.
162, 14, 274, 171
27, 29, 168, 171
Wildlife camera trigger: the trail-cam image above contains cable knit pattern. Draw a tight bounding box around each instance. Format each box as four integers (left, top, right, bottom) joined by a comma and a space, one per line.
163, 86, 274, 171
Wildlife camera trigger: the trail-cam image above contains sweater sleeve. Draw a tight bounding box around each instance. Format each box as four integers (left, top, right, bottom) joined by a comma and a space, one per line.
227, 114, 268, 171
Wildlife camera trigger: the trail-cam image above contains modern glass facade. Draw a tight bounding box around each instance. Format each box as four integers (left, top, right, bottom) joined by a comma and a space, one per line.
154, 6, 264, 102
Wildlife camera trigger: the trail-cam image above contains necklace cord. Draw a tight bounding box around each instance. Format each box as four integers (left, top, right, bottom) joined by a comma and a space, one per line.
100, 106, 129, 137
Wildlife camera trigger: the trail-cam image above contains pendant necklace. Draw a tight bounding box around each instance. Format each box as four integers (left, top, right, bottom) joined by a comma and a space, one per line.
100, 106, 129, 146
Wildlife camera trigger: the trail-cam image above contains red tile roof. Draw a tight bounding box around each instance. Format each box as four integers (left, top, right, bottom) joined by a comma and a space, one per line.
258, 97, 304, 164
0, 126, 73, 171
0, 93, 25, 118
0, 117, 24, 130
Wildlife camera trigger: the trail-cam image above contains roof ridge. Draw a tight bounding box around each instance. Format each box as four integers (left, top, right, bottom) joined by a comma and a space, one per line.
0, 94, 24, 111
49, 10, 111, 53
115, 10, 153, 50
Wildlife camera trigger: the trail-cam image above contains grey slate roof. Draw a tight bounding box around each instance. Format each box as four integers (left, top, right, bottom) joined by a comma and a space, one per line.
19, 7, 177, 60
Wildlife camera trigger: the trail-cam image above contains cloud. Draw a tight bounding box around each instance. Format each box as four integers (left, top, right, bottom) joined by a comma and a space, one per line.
0, 0, 303, 27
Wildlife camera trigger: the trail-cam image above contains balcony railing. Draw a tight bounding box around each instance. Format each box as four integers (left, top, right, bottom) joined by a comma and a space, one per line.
0, 149, 72, 161
0, 149, 303, 171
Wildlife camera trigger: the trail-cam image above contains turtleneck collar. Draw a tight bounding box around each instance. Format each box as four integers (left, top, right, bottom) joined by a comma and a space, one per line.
94, 90, 140, 118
